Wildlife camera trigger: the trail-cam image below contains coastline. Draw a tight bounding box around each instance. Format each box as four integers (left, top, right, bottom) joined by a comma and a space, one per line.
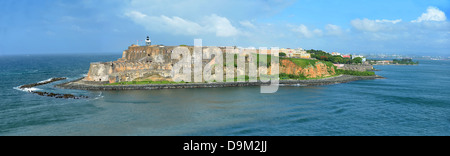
55, 75, 385, 91
372, 64, 419, 66
18, 77, 88, 99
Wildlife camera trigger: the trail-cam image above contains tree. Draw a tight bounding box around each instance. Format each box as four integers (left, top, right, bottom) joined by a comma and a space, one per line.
328, 56, 336, 63
353, 57, 363, 64
334, 56, 344, 64
279, 52, 286, 57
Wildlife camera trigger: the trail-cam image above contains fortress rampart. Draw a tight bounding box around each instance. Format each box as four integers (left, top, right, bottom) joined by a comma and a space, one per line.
85, 44, 336, 84
85, 45, 222, 83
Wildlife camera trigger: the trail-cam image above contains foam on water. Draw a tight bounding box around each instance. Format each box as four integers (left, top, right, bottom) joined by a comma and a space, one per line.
38, 78, 54, 83
13, 86, 41, 92
94, 92, 104, 100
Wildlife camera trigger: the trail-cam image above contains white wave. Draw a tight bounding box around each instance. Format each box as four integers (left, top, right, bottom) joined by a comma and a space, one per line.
279, 84, 305, 87
13, 86, 41, 92
94, 96, 104, 100
38, 78, 53, 83
38, 77, 68, 83
94, 92, 104, 100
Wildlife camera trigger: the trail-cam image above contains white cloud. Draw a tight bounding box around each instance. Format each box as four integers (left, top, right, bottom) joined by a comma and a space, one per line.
240, 20, 256, 29
313, 29, 323, 36
204, 14, 239, 37
160, 15, 203, 35
351, 18, 380, 32
351, 18, 402, 32
291, 24, 323, 38
125, 0, 294, 21
120, 1, 448, 54
325, 24, 343, 36
125, 11, 147, 19
412, 7, 447, 22
375, 19, 402, 24
292, 24, 311, 38
125, 11, 239, 37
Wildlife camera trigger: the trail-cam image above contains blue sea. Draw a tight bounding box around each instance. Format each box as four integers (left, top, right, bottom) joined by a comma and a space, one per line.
1, 54, 449, 136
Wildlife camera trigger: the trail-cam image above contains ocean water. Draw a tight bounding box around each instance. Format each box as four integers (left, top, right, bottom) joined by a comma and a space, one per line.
0, 54, 449, 136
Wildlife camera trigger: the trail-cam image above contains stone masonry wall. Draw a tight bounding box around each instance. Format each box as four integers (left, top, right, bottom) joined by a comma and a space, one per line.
85, 45, 337, 83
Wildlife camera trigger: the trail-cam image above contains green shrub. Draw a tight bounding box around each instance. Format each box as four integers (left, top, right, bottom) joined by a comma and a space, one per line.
336, 69, 375, 76
279, 73, 307, 80
282, 58, 318, 68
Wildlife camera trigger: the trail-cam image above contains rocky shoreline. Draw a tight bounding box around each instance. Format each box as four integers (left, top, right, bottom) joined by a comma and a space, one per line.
55, 75, 385, 91
19, 77, 88, 99
19, 77, 67, 89
32, 91, 88, 99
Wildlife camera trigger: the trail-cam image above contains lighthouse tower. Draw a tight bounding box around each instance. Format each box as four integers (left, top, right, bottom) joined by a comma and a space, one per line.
145, 36, 151, 46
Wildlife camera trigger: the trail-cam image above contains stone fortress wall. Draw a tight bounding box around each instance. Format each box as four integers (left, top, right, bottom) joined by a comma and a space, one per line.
85, 44, 336, 84
86, 45, 188, 83
85, 44, 236, 83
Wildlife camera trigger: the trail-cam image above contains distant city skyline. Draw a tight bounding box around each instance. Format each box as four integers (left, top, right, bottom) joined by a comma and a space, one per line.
0, 0, 449, 56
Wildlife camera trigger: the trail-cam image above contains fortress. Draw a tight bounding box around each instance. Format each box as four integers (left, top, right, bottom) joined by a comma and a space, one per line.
85, 36, 240, 83
54, 37, 385, 91
84, 37, 336, 84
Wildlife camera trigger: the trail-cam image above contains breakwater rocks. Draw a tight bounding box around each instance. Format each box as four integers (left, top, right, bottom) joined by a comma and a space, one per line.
56, 75, 385, 91
19, 77, 67, 89
33, 91, 88, 99
19, 77, 88, 99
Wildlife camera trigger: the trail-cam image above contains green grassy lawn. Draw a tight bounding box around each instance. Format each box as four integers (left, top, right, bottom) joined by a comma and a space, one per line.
279, 73, 340, 80
335, 69, 375, 76
105, 80, 188, 85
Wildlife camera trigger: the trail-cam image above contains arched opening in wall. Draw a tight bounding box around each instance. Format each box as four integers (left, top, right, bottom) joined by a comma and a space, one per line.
148, 54, 150, 57
99, 79, 101, 81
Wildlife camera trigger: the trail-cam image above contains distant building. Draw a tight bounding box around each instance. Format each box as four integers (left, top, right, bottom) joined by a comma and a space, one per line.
145, 36, 151, 46
352, 55, 363, 59
280, 48, 295, 57
342, 55, 351, 58
376, 60, 393, 64
331, 52, 341, 56
293, 48, 311, 59
352, 55, 367, 62
280, 48, 310, 58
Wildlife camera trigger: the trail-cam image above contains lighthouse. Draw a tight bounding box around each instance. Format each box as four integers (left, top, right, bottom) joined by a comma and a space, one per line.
145, 36, 151, 46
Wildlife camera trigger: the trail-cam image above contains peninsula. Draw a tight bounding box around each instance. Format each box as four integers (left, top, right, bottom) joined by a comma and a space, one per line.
56, 37, 384, 90
368, 58, 419, 65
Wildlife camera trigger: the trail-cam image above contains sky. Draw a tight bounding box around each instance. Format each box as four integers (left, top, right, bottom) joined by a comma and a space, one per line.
0, 0, 449, 56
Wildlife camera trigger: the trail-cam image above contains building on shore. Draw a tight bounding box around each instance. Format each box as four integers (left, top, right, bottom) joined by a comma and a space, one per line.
85, 37, 287, 83
280, 48, 295, 57
342, 55, 351, 58
331, 52, 341, 56
280, 48, 311, 58
352, 55, 367, 62
145, 36, 151, 46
